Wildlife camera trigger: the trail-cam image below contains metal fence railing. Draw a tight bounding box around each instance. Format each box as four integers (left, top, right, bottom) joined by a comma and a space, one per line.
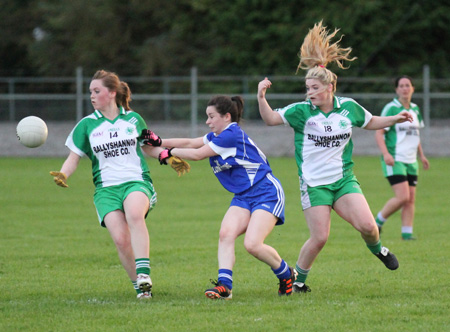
1, 66, 449, 139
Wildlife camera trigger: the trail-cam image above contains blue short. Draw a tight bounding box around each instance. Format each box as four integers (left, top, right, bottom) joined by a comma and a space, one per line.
230, 173, 285, 225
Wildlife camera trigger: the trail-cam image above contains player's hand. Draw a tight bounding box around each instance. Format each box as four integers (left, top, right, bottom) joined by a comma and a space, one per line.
158, 148, 191, 176
167, 156, 191, 177
421, 156, 430, 170
158, 148, 173, 165
257, 77, 272, 99
140, 129, 162, 146
50, 171, 68, 188
383, 153, 395, 166
395, 111, 413, 123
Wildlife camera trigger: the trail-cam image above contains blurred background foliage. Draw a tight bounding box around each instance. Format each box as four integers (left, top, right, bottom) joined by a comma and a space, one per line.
1, 0, 449, 79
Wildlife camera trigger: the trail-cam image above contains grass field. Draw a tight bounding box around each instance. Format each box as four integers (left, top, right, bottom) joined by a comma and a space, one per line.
0, 156, 449, 331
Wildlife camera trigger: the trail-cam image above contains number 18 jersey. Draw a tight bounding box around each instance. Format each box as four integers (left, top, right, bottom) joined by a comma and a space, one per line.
276, 96, 372, 187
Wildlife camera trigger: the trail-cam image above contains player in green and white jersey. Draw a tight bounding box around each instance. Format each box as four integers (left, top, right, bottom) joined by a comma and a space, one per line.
257, 21, 413, 293
50, 70, 181, 299
374, 76, 430, 240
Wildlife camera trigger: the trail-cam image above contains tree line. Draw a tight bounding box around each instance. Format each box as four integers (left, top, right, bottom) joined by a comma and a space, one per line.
2, 0, 449, 83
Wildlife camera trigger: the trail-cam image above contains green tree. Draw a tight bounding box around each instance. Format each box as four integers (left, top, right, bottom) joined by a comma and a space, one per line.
2, 0, 449, 79
0, 0, 39, 76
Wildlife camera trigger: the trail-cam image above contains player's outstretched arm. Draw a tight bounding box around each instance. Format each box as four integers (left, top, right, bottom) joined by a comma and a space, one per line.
365, 111, 413, 130
142, 145, 164, 159
169, 144, 217, 162
158, 148, 191, 176
50, 151, 81, 188
140, 129, 162, 146
162, 137, 205, 149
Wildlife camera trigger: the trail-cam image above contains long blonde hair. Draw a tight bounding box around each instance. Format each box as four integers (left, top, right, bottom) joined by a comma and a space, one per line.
297, 21, 356, 92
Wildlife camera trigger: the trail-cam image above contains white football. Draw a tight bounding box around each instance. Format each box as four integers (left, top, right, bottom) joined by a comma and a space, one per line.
16, 116, 48, 148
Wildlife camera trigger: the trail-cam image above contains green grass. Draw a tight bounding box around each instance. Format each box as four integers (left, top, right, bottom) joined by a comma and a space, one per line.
0, 156, 449, 331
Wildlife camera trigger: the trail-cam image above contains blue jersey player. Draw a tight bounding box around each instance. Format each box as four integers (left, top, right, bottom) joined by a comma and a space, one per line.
143, 95, 296, 299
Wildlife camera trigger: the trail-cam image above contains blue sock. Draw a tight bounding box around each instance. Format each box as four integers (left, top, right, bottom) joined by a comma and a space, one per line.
218, 269, 233, 290
272, 259, 291, 279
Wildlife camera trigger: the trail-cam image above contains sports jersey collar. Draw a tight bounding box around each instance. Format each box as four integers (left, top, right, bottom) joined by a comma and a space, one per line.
392, 98, 402, 107
308, 96, 341, 111
333, 96, 342, 109
213, 122, 237, 136
393, 97, 416, 110
93, 106, 126, 119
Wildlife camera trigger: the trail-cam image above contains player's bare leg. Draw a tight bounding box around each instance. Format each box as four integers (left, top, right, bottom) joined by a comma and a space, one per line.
335, 193, 398, 270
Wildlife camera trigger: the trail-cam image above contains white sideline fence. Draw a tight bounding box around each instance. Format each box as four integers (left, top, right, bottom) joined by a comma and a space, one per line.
1, 120, 449, 158
1, 66, 450, 157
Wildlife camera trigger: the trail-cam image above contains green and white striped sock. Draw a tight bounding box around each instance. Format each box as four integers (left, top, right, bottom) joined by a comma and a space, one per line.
135, 258, 150, 276
132, 280, 141, 294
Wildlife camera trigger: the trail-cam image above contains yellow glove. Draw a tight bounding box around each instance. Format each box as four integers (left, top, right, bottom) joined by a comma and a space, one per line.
167, 156, 191, 177
49, 171, 68, 188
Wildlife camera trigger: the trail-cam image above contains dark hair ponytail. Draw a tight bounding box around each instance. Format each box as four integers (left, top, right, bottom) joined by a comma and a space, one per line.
207, 95, 244, 124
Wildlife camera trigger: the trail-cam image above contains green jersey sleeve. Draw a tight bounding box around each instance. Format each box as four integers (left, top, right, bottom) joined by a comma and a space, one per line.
67, 117, 93, 157
337, 97, 372, 128
130, 111, 148, 146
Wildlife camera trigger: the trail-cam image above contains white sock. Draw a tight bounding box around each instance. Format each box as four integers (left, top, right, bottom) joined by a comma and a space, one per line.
402, 226, 413, 234
377, 212, 387, 224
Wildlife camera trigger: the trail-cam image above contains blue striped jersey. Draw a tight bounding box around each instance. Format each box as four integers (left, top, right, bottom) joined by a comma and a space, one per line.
204, 123, 272, 194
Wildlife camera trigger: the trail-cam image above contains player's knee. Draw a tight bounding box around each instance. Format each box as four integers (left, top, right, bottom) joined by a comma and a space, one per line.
243, 239, 262, 257
311, 233, 329, 249
219, 227, 237, 242
396, 194, 410, 206
125, 214, 146, 228
113, 234, 131, 252
360, 221, 377, 236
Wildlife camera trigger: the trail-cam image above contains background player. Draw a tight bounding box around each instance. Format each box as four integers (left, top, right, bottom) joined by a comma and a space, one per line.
374, 75, 430, 240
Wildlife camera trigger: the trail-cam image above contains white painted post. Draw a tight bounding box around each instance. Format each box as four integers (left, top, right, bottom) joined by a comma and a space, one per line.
76, 67, 83, 122
423, 64, 430, 149
190, 67, 198, 137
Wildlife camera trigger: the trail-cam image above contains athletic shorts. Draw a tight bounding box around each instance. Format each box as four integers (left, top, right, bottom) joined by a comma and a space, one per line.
93, 181, 157, 227
230, 173, 285, 225
381, 160, 419, 186
300, 174, 363, 210
381, 159, 419, 178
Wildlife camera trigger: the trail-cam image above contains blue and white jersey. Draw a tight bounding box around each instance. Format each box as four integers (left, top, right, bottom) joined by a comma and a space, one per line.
204, 123, 272, 194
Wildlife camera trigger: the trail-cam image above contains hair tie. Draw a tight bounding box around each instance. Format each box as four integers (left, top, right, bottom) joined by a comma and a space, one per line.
319, 65, 325, 68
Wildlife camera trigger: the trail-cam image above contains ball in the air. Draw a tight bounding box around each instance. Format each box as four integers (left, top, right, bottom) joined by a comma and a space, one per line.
16, 116, 48, 148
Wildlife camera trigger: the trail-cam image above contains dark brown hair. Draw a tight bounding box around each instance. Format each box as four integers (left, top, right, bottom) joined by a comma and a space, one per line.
207, 95, 244, 124
395, 75, 414, 88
